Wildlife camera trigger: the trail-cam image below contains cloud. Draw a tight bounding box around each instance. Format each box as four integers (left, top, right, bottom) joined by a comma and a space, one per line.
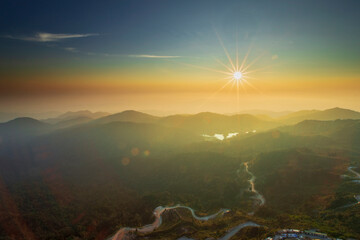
129, 54, 180, 59
64, 47, 78, 53
5, 32, 98, 42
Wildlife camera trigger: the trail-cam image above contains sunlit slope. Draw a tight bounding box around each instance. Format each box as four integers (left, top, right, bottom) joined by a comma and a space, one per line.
279, 119, 359, 135
159, 112, 280, 134
226, 130, 335, 154
93, 111, 281, 134
222, 119, 360, 154
278, 119, 360, 150
43, 110, 109, 124
279, 108, 360, 124
94, 110, 160, 124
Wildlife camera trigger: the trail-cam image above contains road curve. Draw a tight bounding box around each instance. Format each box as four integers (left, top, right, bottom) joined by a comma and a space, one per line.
110, 205, 229, 240
110, 163, 266, 240
219, 221, 260, 240
244, 162, 266, 207
338, 166, 360, 209
348, 166, 360, 179
177, 221, 261, 240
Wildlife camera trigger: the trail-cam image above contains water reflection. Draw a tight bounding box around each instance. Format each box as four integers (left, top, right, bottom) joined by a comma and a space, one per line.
202, 132, 243, 141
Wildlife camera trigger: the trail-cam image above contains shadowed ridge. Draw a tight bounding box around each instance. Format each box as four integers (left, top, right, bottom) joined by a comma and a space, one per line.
3, 117, 46, 126
0, 117, 52, 139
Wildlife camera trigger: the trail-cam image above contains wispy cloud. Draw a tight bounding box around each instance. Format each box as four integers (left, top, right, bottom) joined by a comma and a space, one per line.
5, 32, 98, 42
129, 54, 181, 59
64, 47, 78, 53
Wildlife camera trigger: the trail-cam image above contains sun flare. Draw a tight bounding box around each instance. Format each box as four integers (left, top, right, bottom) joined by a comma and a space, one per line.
180, 32, 267, 111
233, 71, 242, 80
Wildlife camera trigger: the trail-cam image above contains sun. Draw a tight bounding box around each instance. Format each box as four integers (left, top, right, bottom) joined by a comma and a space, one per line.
179, 32, 263, 94
170, 31, 266, 111
233, 71, 242, 80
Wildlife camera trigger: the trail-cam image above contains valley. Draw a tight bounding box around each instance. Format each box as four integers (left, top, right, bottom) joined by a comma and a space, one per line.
109, 159, 265, 240
0, 108, 360, 239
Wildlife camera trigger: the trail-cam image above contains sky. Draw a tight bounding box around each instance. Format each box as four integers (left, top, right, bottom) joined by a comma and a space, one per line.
1, 0, 360, 114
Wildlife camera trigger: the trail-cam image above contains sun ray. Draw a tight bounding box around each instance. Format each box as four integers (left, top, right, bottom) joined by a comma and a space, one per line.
215, 30, 236, 72
214, 57, 234, 73
170, 60, 233, 76
241, 52, 266, 73
239, 79, 247, 92
236, 78, 240, 113
242, 65, 275, 75
239, 43, 253, 72
240, 75, 257, 80
224, 75, 235, 80
236, 30, 239, 72
231, 79, 237, 90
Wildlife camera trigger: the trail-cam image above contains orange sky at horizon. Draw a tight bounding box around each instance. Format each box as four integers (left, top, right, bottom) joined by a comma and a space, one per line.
1, 40, 359, 114
1, 72, 359, 114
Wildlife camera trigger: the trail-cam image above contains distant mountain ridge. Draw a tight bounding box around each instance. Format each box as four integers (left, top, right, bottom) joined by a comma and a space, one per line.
0, 117, 52, 139
235, 109, 292, 118
0, 111, 60, 123
279, 119, 360, 136
157, 112, 280, 134
279, 107, 360, 124
94, 110, 160, 124
57, 110, 109, 120
2, 108, 360, 135
43, 110, 109, 124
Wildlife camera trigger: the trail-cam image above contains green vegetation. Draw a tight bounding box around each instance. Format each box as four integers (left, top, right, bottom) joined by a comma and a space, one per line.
0, 109, 360, 239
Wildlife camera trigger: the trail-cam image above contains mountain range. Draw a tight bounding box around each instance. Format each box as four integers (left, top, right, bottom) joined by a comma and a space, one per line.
1, 107, 359, 135
0, 107, 360, 239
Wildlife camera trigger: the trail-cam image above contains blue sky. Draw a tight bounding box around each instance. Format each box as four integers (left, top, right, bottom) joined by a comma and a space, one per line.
1, 0, 360, 113
1, 0, 359, 59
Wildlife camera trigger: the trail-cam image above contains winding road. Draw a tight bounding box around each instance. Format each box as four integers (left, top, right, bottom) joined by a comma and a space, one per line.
110, 205, 229, 240
218, 221, 260, 240
338, 166, 360, 209
348, 166, 360, 179
110, 163, 265, 240
177, 221, 261, 240
244, 162, 266, 207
